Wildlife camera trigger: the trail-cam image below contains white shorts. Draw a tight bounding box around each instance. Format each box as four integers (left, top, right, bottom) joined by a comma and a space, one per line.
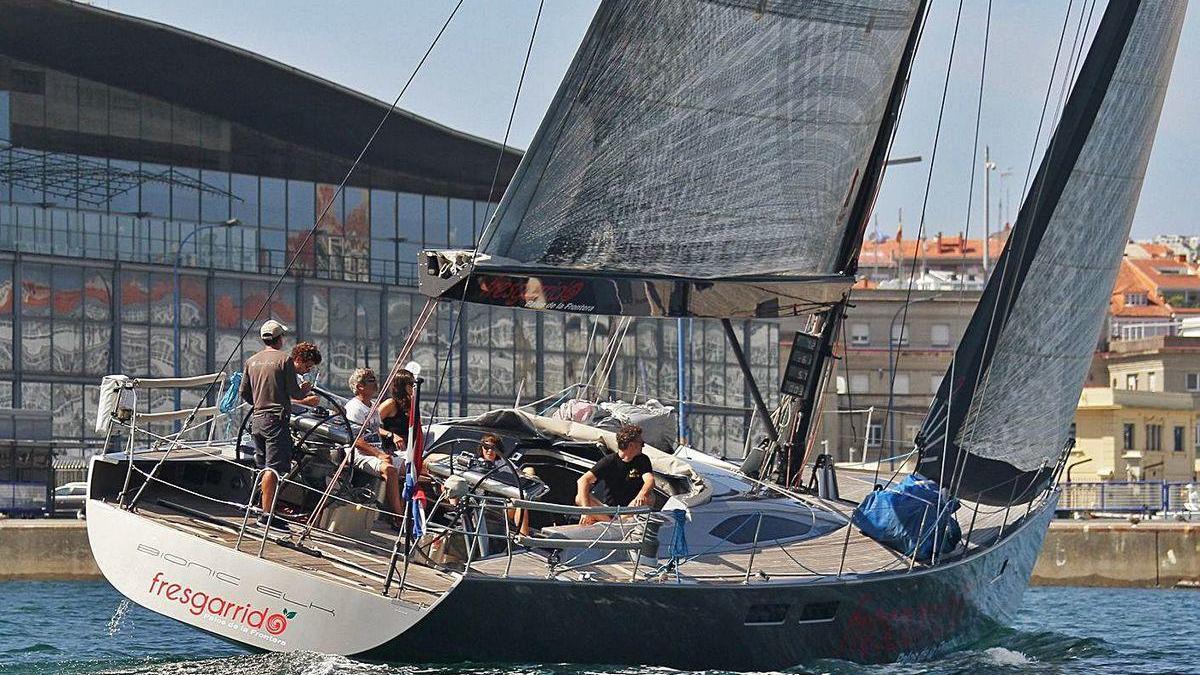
352, 452, 397, 478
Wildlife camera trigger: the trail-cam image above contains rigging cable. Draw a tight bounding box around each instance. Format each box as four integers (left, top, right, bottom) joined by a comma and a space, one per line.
875, 0, 967, 486
948, 0, 1092, 503
427, 0, 545, 421
125, 0, 467, 509
935, 0, 992, 555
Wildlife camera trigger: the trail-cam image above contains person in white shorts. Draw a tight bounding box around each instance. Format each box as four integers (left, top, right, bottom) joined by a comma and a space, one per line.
344, 368, 404, 527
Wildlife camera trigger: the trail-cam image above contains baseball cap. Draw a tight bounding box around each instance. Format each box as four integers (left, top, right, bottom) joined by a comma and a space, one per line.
260, 320, 290, 340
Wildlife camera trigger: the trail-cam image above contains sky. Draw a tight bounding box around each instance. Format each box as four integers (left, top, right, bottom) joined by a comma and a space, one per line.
91, 0, 1199, 242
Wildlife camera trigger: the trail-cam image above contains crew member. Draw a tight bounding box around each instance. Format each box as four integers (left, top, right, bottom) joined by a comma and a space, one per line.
376, 369, 415, 455
238, 320, 320, 530
344, 368, 405, 527
576, 424, 655, 526
475, 433, 533, 536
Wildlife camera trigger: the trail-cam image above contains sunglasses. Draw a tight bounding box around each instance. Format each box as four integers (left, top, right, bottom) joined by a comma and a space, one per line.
481, 443, 498, 451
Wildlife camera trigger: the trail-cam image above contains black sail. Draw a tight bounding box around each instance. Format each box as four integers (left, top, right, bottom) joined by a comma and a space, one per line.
429, 0, 925, 318
915, 0, 1186, 506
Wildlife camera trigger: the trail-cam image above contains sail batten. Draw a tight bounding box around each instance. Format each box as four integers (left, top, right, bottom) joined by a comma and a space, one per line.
478, 0, 925, 285
916, 0, 1187, 506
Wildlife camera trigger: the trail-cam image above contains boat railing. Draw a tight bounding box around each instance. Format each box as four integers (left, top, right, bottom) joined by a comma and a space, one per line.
104, 412, 660, 597
99, 388, 1066, 594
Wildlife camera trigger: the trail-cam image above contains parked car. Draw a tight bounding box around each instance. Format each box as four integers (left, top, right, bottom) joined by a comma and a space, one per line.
53, 482, 87, 517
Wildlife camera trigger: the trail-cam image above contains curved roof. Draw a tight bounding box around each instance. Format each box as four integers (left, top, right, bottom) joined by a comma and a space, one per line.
0, 0, 521, 199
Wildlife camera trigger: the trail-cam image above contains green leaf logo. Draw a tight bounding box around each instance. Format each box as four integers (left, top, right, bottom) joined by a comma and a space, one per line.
285, 610, 297, 619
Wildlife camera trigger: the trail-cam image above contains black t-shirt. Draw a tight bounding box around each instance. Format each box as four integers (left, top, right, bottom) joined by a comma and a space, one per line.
380, 402, 410, 453
589, 452, 653, 507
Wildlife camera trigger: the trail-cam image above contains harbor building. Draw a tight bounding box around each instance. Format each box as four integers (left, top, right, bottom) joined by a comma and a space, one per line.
0, 0, 777, 450
795, 289, 980, 464
1069, 388, 1197, 482
1086, 334, 1200, 477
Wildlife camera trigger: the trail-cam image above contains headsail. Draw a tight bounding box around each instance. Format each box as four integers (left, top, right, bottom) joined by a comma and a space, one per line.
423, 0, 925, 318
915, 0, 1187, 505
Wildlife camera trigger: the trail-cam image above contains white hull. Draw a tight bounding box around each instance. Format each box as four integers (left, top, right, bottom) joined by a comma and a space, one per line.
87, 499, 457, 653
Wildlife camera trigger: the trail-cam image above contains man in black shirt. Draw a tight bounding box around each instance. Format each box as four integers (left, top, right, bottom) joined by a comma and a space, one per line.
576, 424, 655, 526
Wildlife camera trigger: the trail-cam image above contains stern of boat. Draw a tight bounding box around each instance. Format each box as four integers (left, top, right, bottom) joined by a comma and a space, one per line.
85, 454, 458, 655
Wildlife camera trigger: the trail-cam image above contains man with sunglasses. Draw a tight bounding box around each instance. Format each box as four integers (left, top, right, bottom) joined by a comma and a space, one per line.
344, 368, 405, 526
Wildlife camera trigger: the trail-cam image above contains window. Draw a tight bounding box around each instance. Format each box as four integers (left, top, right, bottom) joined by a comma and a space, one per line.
867, 423, 883, 448
1126, 373, 1138, 391
1174, 426, 1185, 453
1187, 373, 1200, 392
1123, 423, 1135, 450
1147, 372, 1157, 392
1125, 292, 1148, 306
835, 376, 847, 394
710, 514, 812, 545
892, 373, 910, 395
745, 604, 789, 626
798, 601, 840, 624
930, 374, 944, 393
890, 323, 909, 346
931, 323, 951, 347
849, 373, 869, 394
1146, 424, 1162, 452
849, 323, 870, 346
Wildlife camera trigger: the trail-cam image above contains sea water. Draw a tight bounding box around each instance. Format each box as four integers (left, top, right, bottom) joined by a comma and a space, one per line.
0, 581, 1195, 674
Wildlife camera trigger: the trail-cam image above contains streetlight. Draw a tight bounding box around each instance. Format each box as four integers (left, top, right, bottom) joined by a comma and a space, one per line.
884, 293, 942, 469
174, 218, 239, 410
982, 147, 997, 275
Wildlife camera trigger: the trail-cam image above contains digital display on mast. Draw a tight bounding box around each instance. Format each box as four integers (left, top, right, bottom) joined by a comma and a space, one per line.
781, 331, 821, 400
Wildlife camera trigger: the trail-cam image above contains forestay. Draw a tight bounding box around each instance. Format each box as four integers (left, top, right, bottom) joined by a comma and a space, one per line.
423, 0, 925, 318
916, 0, 1187, 505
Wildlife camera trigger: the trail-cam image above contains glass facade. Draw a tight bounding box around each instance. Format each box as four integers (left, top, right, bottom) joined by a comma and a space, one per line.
0, 54, 779, 456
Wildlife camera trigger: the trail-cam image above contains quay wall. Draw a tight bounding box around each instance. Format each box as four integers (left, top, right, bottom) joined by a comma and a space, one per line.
0, 520, 100, 580
1, 519, 1197, 587
1030, 520, 1200, 588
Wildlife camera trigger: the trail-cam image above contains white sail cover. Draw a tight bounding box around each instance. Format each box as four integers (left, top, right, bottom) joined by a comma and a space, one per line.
480, 0, 923, 280
917, 0, 1186, 504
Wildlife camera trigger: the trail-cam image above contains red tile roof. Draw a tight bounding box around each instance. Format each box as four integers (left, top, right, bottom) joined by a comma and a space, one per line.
1109, 257, 1200, 318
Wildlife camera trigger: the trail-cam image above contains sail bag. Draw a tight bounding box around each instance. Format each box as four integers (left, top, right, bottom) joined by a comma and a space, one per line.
851, 474, 961, 563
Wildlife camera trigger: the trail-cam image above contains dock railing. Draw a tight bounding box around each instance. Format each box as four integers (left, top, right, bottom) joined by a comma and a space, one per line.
1059, 480, 1200, 516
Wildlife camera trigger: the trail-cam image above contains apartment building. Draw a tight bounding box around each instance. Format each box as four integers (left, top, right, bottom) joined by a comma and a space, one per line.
782, 289, 980, 464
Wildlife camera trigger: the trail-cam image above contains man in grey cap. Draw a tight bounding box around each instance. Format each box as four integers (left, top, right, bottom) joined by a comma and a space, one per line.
239, 319, 321, 530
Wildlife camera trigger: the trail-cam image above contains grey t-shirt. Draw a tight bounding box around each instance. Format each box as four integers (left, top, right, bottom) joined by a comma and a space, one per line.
239, 348, 304, 414
344, 397, 381, 441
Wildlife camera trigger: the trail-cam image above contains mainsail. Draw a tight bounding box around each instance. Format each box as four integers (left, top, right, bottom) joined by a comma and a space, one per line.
915, 0, 1186, 505
424, 0, 925, 318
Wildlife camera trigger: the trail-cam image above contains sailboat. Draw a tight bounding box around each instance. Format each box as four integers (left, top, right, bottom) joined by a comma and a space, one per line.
83, 0, 1185, 669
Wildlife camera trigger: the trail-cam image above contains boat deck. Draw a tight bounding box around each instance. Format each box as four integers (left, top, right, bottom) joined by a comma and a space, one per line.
131, 467, 1021, 597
